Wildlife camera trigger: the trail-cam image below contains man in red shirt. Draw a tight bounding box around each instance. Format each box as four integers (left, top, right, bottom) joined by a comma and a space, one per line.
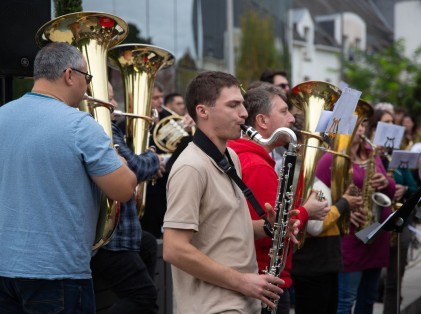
228, 83, 330, 313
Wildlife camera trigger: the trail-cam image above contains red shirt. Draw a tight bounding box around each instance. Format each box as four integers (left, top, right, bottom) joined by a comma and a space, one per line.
228, 138, 308, 287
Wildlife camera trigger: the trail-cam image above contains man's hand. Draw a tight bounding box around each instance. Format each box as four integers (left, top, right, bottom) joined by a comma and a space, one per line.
154, 154, 166, 179
303, 190, 330, 220
265, 202, 277, 227
237, 273, 284, 310
264, 203, 300, 244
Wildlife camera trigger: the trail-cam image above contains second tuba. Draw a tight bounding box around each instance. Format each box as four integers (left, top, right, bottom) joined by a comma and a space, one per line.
333, 100, 374, 234
108, 43, 175, 217
36, 11, 128, 250
289, 81, 341, 247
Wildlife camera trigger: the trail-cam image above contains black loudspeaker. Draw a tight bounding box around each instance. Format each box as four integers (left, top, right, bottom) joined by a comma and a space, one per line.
0, 0, 51, 77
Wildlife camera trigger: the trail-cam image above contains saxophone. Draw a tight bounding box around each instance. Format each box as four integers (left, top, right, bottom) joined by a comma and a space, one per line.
241, 125, 298, 313
357, 135, 392, 230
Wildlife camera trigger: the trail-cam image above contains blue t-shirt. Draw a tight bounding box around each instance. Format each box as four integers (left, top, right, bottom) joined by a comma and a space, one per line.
0, 93, 122, 279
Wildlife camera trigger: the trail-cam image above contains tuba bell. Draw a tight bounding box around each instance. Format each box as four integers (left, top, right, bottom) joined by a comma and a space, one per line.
36, 11, 128, 250
108, 43, 175, 218
289, 81, 341, 247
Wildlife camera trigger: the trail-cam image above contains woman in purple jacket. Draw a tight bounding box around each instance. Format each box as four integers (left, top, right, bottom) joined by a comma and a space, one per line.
317, 120, 396, 314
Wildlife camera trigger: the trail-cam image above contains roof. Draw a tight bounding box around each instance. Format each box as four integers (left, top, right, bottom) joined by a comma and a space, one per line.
293, 0, 394, 52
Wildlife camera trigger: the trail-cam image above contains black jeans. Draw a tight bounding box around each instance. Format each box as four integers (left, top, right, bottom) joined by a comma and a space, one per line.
292, 272, 338, 314
91, 248, 158, 314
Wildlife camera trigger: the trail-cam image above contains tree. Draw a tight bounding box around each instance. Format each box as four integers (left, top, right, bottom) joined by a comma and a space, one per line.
343, 40, 421, 114
236, 10, 285, 87
54, 0, 82, 17
175, 49, 199, 93
122, 23, 152, 45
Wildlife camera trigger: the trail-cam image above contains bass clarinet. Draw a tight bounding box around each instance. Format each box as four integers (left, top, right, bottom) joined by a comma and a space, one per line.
241, 124, 298, 313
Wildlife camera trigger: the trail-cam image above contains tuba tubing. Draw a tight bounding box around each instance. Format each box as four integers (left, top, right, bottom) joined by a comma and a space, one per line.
36, 11, 129, 250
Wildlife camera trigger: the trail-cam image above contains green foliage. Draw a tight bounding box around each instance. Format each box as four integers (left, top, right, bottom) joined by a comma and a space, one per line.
122, 23, 152, 45
176, 50, 199, 94
343, 40, 421, 114
54, 0, 82, 17
236, 10, 285, 87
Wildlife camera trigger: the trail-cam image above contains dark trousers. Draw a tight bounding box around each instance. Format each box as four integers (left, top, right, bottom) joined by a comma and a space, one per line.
292, 272, 339, 314
0, 277, 95, 314
139, 230, 158, 280
141, 179, 167, 239
383, 227, 410, 314
91, 248, 158, 314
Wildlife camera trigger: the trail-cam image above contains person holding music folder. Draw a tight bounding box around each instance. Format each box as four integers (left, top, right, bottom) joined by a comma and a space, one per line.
315, 121, 395, 314
0, 42, 136, 313
90, 82, 165, 313
227, 84, 330, 314
163, 71, 300, 314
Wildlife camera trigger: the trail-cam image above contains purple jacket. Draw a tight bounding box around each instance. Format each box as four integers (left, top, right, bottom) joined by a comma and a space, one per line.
316, 151, 396, 272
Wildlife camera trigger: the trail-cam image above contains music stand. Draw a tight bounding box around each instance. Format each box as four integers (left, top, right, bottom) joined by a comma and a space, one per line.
356, 186, 421, 314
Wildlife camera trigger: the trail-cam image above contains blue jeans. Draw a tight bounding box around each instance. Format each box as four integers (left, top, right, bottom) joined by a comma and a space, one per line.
0, 276, 95, 314
337, 268, 382, 314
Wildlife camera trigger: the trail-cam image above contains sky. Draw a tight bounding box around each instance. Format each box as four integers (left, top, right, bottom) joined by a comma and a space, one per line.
82, 0, 196, 60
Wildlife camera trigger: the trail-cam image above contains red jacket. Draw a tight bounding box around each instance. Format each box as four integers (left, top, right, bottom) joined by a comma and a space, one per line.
228, 138, 308, 288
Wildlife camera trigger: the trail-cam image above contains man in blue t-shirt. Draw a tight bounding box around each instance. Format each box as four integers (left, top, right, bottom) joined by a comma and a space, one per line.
0, 42, 136, 313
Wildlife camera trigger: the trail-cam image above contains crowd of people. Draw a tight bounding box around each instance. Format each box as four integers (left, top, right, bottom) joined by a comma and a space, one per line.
1, 42, 421, 314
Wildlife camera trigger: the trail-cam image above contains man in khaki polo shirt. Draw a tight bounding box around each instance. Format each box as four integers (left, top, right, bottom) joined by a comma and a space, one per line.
163, 71, 298, 314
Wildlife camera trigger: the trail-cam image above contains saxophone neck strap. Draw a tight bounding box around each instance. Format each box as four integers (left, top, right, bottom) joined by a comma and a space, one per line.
193, 128, 272, 236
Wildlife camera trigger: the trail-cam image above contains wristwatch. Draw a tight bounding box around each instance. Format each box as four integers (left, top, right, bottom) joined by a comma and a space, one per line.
263, 220, 273, 237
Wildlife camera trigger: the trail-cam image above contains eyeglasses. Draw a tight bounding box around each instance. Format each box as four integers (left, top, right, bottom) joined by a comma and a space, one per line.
277, 83, 290, 89
63, 68, 93, 84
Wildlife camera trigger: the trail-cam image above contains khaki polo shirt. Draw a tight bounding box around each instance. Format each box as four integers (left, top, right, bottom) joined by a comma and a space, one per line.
164, 143, 260, 314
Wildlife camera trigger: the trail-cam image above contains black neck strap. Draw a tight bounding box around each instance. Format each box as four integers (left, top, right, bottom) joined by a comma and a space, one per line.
192, 128, 270, 223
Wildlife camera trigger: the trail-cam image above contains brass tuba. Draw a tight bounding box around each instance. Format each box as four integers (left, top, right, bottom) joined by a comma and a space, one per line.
333, 100, 374, 234
36, 12, 128, 250
108, 43, 175, 217
289, 81, 341, 247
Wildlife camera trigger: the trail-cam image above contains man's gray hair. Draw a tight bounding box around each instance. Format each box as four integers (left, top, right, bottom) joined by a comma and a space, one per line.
244, 83, 287, 127
33, 42, 84, 81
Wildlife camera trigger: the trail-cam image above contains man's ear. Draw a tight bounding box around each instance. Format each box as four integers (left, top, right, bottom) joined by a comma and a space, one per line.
196, 104, 208, 119
62, 68, 74, 86
255, 113, 268, 130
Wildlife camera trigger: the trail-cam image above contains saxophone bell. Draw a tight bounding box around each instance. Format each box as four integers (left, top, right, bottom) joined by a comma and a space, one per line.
372, 192, 392, 222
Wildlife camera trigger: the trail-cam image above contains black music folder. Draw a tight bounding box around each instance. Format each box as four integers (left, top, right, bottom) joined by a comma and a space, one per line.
356, 186, 421, 244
